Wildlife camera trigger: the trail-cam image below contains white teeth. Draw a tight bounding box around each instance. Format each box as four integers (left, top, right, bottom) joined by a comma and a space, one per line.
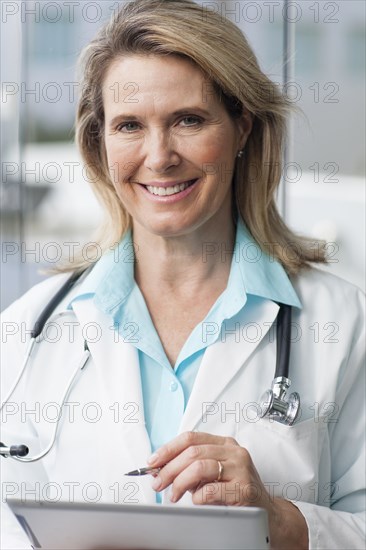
146, 180, 194, 196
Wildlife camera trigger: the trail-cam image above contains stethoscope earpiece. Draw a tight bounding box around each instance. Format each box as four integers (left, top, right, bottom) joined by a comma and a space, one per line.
0, 443, 29, 458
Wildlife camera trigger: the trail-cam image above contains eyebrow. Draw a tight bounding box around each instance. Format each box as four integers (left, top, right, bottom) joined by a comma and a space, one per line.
108, 107, 212, 129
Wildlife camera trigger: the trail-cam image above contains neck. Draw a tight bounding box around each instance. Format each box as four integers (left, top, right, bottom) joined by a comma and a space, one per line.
133, 216, 236, 296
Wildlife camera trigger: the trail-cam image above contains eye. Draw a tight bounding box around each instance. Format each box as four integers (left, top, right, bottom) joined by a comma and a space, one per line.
116, 121, 140, 133
179, 116, 203, 127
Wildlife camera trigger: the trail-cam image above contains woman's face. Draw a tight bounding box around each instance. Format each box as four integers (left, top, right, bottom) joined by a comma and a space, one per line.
102, 54, 251, 238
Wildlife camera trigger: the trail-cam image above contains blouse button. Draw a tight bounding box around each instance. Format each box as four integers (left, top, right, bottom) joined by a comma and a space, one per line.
169, 381, 178, 392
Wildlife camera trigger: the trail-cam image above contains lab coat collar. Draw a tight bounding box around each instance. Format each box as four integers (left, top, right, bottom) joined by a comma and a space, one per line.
179, 297, 279, 432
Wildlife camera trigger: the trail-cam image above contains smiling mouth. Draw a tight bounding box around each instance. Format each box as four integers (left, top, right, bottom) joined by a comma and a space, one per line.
145, 179, 197, 196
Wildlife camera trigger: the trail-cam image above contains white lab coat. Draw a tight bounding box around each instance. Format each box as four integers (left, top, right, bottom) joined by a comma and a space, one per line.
1, 267, 365, 549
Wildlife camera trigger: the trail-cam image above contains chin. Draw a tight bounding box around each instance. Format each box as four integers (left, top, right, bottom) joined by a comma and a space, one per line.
135, 214, 201, 239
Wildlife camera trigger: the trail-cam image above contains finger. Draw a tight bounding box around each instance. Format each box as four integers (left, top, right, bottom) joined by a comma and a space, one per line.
192, 481, 243, 506
151, 444, 229, 492
148, 431, 238, 467
169, 458, 225, 503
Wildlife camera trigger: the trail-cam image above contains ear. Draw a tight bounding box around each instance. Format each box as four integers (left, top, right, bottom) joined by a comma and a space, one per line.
235, 109, 253, 151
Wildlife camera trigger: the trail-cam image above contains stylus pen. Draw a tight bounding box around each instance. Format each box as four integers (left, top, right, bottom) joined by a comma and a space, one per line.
125, 465, 166, 476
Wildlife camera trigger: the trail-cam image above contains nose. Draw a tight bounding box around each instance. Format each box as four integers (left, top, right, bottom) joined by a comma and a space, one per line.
144, 129, 180, 173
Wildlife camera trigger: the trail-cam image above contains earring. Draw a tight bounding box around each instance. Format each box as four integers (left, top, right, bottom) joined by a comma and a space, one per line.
237, 150, 244, 158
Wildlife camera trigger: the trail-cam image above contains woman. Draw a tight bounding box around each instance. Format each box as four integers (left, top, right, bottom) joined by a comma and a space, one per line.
1, 1, 365, 549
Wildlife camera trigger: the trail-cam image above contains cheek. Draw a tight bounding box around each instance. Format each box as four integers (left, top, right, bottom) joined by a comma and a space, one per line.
194, 130, 237, 167
105, 139, 137, 184
198, 146, 236, 186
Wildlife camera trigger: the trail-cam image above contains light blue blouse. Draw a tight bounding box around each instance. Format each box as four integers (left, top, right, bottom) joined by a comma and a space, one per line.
69, 219, 301, 499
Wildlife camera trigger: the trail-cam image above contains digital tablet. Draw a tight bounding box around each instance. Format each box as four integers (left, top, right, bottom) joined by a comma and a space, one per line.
7, 499, 270, 550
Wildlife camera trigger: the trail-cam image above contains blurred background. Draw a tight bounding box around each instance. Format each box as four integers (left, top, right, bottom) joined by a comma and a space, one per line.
1, 0, 365, 310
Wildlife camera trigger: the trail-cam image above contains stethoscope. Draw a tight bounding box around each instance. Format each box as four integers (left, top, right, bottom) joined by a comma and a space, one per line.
0, 271, 300, 462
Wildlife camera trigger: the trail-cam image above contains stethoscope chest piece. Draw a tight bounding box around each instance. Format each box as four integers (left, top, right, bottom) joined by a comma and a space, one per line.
259, 376, 300, 426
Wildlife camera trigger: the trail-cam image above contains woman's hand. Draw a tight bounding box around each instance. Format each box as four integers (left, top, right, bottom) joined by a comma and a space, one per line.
149, 431, 270, 507
148, 431, 309, 550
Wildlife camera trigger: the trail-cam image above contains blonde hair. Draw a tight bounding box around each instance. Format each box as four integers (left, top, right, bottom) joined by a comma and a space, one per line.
74, 0, 326, 274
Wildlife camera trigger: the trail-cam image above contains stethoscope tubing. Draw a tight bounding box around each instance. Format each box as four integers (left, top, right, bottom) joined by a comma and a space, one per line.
1, 271, 87, 414
275, 303, 292, 379
31, 271, 85, 339
1, 310, 83, 415
1, 271, 90, 462
8, 343, 91, 462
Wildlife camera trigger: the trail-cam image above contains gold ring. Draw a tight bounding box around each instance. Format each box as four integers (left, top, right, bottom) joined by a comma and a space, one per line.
217, 460, 223, 482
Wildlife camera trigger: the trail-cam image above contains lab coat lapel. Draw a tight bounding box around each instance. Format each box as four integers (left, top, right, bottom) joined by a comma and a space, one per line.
71, 299, 154, 503
179, 299, 279, 432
